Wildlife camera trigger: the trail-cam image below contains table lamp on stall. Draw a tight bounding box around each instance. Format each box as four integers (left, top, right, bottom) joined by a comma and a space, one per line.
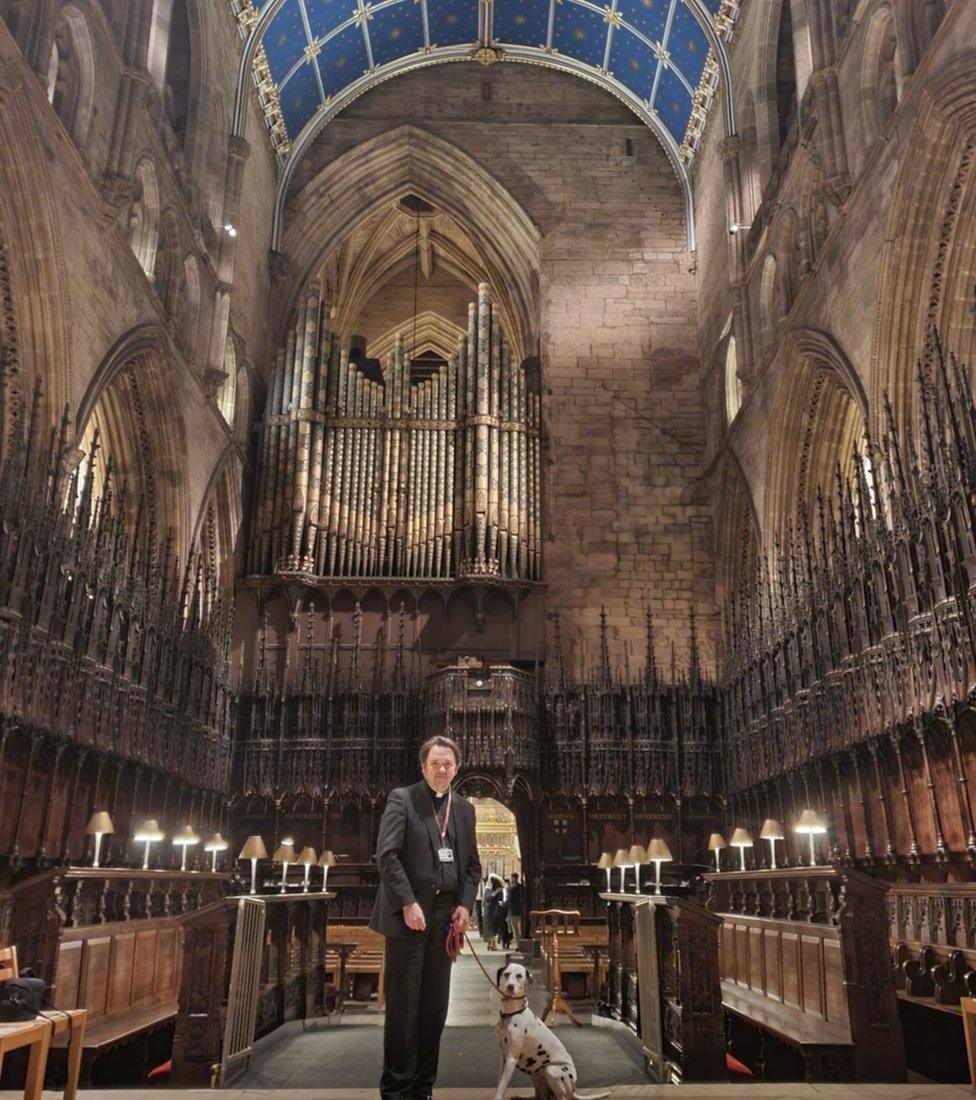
596, 851, 613, 891
612, 848, 629, 891
239, 835, 268, 895
273, 838, 297, 893
707, 832, 727, 872
647, 838, 673, 895
86, 811, 114, 869
298, 847, 318, 892
760, 819, 785, 869
173, 825, 200, 872
794, 810, 828, 866
628, 843, 648, 892
133, 819, 164, 870
319, 849, 337, 890
204, 833, 229, 872
729, 827, 753, 871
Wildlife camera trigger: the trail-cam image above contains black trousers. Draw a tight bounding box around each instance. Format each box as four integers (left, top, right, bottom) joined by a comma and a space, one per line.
380, 893, 456, 1098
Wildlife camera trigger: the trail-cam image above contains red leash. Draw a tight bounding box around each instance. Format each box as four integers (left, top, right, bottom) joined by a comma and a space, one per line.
446, 917, 523, 1002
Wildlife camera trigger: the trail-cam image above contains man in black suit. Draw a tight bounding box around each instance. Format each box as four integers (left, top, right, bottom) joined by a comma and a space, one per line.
507, 872, 524, 943
370, 735, 481, 1099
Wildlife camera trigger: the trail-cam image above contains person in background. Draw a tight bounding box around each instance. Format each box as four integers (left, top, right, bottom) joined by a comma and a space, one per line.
485, 873, 505, 950
507, 872, 524, 944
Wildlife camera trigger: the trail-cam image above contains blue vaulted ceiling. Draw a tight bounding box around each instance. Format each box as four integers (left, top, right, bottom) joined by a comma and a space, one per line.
245, 0, 734, 160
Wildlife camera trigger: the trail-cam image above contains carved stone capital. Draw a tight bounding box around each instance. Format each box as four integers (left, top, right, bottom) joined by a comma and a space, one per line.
228, 135, 251, 160
268, 249, 294, 284
99, 173, 136, 215
822, 173, 852, 208
718, 134, 742, 162
203, 367, 229, 398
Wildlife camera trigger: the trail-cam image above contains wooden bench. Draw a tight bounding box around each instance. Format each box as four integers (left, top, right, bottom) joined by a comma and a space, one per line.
1, 944, 88, 1100
326, 924, 385, 1006
50, 918, 180, 1084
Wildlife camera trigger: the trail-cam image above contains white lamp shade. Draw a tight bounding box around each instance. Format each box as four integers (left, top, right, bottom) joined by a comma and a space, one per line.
133, 819, 164, 843
730, 828, 753, 848
760, 819, 785, 841
204, 833, 229, 853
795, 810, 828, 834
707, 833, 727, 851
86, 811, 115, 836
173, 826, 200, 846
647, 838, 673, 862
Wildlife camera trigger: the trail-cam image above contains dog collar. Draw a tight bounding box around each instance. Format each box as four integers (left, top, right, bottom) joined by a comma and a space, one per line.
499, 1003, 528, 1019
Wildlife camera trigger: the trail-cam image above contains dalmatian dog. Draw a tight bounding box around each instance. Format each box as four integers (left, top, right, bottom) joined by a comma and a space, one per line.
492, 962, 610, 1100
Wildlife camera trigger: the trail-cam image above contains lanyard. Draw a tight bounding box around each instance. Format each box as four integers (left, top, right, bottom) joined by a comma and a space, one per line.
431, 788, 453, 846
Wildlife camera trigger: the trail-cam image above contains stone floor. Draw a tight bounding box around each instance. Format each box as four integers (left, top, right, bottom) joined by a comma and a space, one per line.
2, 1087, 974, 1098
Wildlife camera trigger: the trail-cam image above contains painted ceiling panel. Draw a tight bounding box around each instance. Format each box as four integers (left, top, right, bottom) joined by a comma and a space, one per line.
368, 1, 426, 67
551, 2, 609, 70
304, 0, 354, 39
427, 0, 480, 46
237, 0, 737, 167
493, 0, 550, 47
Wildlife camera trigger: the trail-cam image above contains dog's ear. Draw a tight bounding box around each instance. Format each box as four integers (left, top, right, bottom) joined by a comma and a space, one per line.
496, 967, 506, 987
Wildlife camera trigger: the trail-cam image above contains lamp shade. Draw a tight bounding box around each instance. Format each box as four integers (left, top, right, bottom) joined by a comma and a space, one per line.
204, 833, 229, 853
134, 819, 164, 843
628, 843, 648, 865
596, 852, 613, 870
707, 832, 727, 851
298, 847, 317, 866
794, 810, 828, 834
273, 840, 296, 863
319, 850, 337, 868
238, 835, 268, 861
86, 811, 114, 836
173, 825, 200, 846
760, 819, 785, 841
730, 828, 753, 847
647, 838, 673, 862
612, 848, 629, 867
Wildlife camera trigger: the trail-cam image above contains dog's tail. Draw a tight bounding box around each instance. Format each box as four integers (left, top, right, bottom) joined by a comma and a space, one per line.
572, 1092, 611, 1099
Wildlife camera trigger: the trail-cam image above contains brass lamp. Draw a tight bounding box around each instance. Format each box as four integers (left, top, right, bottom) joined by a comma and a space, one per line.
298, 847, 317, 892
85, 811, 114, 869
794, 810, 828, 866
239, 835, 268, 895
628, 843, 648, 892
273, 838, 296, 893
133, 819, 164, 870
596, 851, 613, 891
729, 827, 753, 871
647, 838, 673, 895
319, 849, 336, 890
173, 825, 200, 872
204, 833, 229, 872
759, 819, 785, 869
707, 832, 727, 872
612, 848, 629, 892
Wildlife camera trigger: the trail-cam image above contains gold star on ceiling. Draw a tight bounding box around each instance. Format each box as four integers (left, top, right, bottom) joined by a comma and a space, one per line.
446, 11, 458, 23
293, 96, 303, 108
336, 55, 346, 68
573, 27, 587, 40
629, 57, 640, 70
514, 13, 526, 24
390, 25, 402, 39
278, 33, 288, 46
304, 41, 321, 61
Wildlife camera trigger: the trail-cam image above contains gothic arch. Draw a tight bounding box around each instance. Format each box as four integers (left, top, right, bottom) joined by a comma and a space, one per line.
0, 65, 71, 418
280, 126, 542, 359
858, 4, 900, 150
872, 56, 976, 433
179, 254, 201, 357
713, 449, 760, 612
758, 253, 780, 353
74, 326, 192, 550
749, 0, 794, 181
765, 329, 868, 540
129, 157, 160, 279
154, 209, 181, 314
47, 5, 96, 159
190, 445, 243, 606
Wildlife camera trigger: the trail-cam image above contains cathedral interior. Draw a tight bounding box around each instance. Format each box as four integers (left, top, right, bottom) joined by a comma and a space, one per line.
2, 0, 976, 1095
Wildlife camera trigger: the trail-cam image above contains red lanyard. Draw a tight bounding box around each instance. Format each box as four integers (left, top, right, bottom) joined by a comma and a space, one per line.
432, 789, 453, 845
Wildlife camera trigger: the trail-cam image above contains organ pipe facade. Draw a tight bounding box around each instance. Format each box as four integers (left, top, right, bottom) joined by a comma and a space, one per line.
248, 283, 542, 582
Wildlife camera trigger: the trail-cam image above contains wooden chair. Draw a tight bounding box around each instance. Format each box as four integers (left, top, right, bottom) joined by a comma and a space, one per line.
0, 945, 88, 1100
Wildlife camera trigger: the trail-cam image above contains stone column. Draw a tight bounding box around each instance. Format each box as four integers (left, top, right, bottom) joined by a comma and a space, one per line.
806, 0, 852, 207
719, 135, 755, 384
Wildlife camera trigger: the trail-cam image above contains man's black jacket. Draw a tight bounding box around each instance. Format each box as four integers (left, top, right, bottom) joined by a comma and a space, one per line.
369, 780, 481, 938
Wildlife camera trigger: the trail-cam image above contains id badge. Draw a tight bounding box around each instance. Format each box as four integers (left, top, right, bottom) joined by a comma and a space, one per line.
438, 847, 454, 863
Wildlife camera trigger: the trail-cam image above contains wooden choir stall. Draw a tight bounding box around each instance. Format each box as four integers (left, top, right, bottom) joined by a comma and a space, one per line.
703, 865, 906, 1083
600, 891, 725, 1083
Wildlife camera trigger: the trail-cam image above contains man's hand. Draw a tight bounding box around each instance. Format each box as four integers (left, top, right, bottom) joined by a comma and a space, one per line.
451, 905, 470, 933
402, 901, 426, 931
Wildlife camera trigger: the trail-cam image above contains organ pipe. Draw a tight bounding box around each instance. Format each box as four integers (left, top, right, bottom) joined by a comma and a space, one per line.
249, 284, 542, 582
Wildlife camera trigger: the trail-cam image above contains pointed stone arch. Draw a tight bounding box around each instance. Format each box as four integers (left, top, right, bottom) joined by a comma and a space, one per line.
280, 126, 542, 359
713, 448, 760, 611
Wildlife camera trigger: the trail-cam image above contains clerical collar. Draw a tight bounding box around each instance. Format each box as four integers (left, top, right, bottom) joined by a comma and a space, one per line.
427, 785, 448, 802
